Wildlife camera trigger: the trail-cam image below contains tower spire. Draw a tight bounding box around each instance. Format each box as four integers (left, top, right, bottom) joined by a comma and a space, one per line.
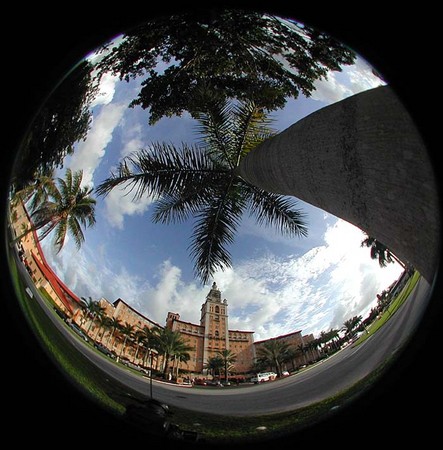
206, 280, 221, 302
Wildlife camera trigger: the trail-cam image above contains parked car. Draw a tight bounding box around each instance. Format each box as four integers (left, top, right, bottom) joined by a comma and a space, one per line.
94, 342, 115, 358
281, 370, 290, 377
53, 307, 68, 321
206, 379, 224, 387
68, 322, 89, 342
251, 372, 277, 383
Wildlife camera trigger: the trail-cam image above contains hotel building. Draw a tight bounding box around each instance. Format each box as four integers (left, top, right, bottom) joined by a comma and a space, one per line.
165, 282, 255, 373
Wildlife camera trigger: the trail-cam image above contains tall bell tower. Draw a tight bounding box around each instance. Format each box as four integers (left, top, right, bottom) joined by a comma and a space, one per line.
200, 282, 229, 367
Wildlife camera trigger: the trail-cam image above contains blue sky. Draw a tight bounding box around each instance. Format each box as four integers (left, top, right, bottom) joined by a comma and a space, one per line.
41, 29, 404, 341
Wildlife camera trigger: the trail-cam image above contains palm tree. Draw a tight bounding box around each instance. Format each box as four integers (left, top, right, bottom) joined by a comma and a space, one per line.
307, 339, 322, 361
216, 349, 237, 383
92, 313, 106, 341
295, 344, 307, 366
19, 168, 96, 252
361, 235, 407, 269
139, 326, 158, 369
118, 322, 135, 359
318, 328, 341, 353
80, 296, 105, 334
256, 339, 290, 377
342, 316, 363, 339
133, 329, 146, 363
107, 317, 122, 349
205, 356, 224, 379
153, 328, 193, 379
98, 316, 113, 343
11, 167, 56, 213
172, 349, 191, 379
97, 99, 308, 284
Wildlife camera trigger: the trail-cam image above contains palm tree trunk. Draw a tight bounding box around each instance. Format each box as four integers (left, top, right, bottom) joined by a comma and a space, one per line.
134, 343, 141, 363
107, 328, 115, 347
94, 325, 102, 341
163, 352, 170, 378
238, 85, 439, 284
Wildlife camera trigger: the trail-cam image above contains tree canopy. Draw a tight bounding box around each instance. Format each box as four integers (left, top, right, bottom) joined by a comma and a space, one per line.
12, 61, 97, 191
94, 9, 356, 125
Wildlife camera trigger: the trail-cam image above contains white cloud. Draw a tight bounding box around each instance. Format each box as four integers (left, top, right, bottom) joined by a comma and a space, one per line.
44, 217, 403, 343
121, 136, 144, 159
90, 72, 120, 108
311, 56, 385, 105
311, 71, 352, 104
100, 114, 154, 229
103, 185, 153, 229
67, 102, 127, 188
45, 243, 207, 328
119, 120, 144, 158
209, 219, 403, 339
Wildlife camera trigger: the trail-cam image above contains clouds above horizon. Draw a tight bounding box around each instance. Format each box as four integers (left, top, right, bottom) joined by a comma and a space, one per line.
42, 218, 403, 341
67, 102, 126, 188
311, 56, 385, 105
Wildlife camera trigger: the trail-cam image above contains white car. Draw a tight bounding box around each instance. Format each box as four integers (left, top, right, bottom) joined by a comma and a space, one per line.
251, 372, 277, 383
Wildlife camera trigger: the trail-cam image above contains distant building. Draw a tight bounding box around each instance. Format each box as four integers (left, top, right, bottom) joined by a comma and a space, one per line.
10, 200, 83, 316
254, 330, 320, 372
166, 282, 255, 374
93, 297, 163, 367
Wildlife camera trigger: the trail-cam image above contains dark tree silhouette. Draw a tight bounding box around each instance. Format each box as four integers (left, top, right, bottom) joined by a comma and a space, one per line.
361, 235, 406, 268
11, 60, 98, 191
94, 9, 355, 125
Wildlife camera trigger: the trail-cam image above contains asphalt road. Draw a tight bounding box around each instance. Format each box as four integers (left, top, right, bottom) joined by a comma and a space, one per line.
105, 275, 432, 416
15, 244, 433, 417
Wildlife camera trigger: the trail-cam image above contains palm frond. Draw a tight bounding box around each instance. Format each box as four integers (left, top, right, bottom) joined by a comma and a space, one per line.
94, 160, 133, 197
53, 219, 68, 252
96, 143, 227, 201
67, 216, 86, 250
231, 101, 276, 164
57, 168, 73, 202
73, 192, 96, 228
30, 202, 58, 231
70, 169, 83, 196
188, 187, 246, 284
243, 183, 308, 238
36, 218, 59, 243
193, 99, 235, 168
23, 172, 57, 212
152, 188, 216, 225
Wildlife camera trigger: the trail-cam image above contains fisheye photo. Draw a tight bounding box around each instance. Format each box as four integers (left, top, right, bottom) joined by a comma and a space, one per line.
3, 6, 440, 448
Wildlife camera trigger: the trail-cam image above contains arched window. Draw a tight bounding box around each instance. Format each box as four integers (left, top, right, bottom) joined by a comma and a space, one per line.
215, 305, 220, 313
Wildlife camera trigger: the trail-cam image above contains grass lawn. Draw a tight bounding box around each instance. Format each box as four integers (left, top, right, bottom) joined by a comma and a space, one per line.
354, 270, 421, 345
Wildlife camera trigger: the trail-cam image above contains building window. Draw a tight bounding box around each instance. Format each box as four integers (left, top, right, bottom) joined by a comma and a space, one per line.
215, 305, 220, 313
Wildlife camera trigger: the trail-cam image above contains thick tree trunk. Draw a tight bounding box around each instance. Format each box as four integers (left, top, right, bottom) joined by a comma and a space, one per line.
239, 86, 440, 284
